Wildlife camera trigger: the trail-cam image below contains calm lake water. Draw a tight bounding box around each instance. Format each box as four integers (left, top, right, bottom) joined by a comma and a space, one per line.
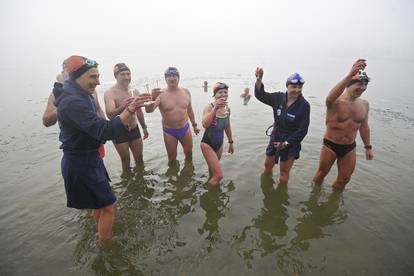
0, 56, 413, 275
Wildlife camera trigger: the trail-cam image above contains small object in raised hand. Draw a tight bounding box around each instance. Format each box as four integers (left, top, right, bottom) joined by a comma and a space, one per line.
143, 100, 156, 106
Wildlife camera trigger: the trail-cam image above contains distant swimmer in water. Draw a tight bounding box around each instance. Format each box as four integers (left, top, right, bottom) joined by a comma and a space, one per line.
255, 68, 310, 184
104, 63, 149, 172
202, 81, 208, 93
145, 67, 200, 165
313, 59, 373, 190
240, 87, 251, 105
200, 82, 234, 189
42, 59, 106, 158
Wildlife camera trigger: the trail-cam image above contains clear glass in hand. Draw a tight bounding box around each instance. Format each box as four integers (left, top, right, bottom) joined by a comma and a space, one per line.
217, 96, 229, 116
132, 88, 155, 106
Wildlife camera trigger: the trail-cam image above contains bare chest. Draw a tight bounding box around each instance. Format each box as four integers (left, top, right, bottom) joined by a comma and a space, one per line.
330, 100, 367, 123
112, 90, 131, 107
160, 91, 190, 112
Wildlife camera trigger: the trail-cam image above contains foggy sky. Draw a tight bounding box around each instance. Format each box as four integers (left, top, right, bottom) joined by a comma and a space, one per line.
1, 0, 413, 75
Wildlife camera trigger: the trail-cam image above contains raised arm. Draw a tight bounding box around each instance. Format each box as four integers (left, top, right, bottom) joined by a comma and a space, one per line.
104, 90, 133, 119
326, 59, 366, 107
42, 92, 57, 127
359, 102, 373, 160
201, 96, 226, 128
145, 88, 161, 113
61, 95, 150, 141
92, 90, 106, 119
254, 67, 279, 106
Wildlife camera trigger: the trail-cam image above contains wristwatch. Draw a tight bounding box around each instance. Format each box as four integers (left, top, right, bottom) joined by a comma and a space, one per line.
364, 145, 372, 149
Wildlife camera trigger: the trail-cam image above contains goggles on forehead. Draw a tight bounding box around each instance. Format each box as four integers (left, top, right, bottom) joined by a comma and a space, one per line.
357, 70, 370, 82
164, 67, 180, 77
84, 58, 98, 67
286, 73, 305, 87
288, 78, 305, 84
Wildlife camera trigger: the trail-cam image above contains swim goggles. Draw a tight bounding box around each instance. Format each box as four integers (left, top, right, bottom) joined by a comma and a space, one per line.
286, 73, 305, 87
357, 70, 370, 82
289, 78, 305, 84
164, 67, 180, 77
84, 58, 98, 68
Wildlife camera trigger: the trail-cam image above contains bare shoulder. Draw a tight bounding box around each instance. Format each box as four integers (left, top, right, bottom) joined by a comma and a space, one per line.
203, 103, 213, 113
326, 97, 340, 111
104, 86, 115, 96
362, 99, 370, 113
356, 98, 369, 109
182, 87, 191, 97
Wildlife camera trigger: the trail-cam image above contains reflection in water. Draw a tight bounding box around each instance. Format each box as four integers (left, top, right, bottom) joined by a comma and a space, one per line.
256, 174, 289, 237
277, 185, 347, 275
292, 185, 347, 247
72, 161, 201, 275
234, 176, 348, 274
198, 185, 231, 248
234, 173, 289, 269
72, 169, 153, 275
160, 160, 198, 224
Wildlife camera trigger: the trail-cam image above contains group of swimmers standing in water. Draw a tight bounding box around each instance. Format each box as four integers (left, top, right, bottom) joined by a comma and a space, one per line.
43, 56, 373, 241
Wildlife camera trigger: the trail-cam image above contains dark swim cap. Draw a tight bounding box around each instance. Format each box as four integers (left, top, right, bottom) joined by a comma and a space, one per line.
164, 67, 180, 78
113, 63, 130, 77
213, 82, 229, 96
347, 70, 371, 87
64, 55, 98, 80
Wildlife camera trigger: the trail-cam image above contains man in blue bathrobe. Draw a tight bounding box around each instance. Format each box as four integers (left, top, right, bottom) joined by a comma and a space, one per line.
55, 55, 151, 241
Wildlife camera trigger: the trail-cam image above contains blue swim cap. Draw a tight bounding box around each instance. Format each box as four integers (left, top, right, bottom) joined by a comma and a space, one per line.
164, 66, 180, 78
286, 73, 305, 87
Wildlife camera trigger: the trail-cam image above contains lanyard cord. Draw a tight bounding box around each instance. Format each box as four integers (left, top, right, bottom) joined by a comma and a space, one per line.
265, 124, 274, 136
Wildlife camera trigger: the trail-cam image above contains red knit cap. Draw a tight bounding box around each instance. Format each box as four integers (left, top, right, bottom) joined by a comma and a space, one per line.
64, 55, 86, 75
63, 55, 98, 80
